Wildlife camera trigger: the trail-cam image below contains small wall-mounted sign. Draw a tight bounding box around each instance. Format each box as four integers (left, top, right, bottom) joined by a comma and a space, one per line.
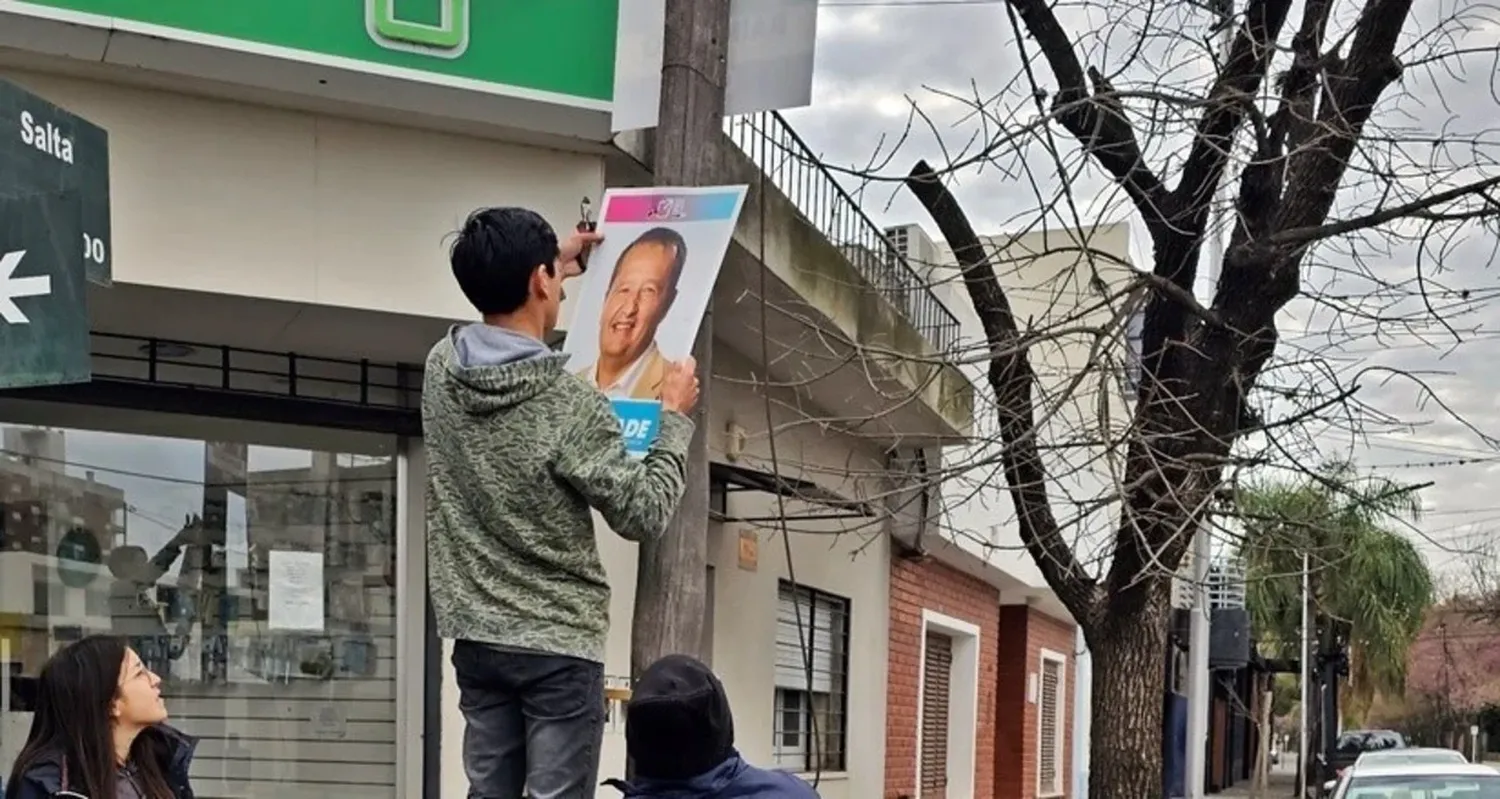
737, 529, 758, 571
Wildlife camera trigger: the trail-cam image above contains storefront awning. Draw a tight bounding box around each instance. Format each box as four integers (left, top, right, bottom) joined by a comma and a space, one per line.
709, 461, 875, 523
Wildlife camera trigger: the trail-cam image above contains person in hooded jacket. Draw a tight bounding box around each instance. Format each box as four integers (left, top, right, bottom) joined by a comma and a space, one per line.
424, 207, 701, 799
605, 654, 820, 798
6, 634, 198, 799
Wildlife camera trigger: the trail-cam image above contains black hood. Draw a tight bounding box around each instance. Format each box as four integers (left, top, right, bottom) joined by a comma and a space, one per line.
626, 654, 735, 780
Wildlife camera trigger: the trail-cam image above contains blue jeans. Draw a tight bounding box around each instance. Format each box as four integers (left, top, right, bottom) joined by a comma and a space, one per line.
451, 640, 606, 799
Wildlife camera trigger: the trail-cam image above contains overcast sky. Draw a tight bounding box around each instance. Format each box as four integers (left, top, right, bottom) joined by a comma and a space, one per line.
787, 0, 1500, 581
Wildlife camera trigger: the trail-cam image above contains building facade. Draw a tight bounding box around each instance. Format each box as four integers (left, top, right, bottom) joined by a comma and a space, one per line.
0, 5, 975, 799
875, 221, 1142, 798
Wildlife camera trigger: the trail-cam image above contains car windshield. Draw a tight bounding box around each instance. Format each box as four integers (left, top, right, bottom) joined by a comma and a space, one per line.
1339, 731, 1406, 753
1359, 751, 1468, 766
1345, 773, 1500, 798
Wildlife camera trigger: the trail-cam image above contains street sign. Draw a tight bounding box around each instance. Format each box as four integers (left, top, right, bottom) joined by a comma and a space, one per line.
0, 191, 92, 389
0, 78, 111, 285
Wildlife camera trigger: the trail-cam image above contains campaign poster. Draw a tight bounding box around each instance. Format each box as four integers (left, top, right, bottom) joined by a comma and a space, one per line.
563, 185, 748, 456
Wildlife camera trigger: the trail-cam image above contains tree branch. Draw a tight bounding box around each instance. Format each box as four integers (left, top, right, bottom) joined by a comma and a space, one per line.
1005, 0, 1171, 231
1273, 0, 1414, 242
1174, 0, 1296, 232
906, 160, 1101, 624
1272, 176, 1500, 247
1232, 0, 1336, 250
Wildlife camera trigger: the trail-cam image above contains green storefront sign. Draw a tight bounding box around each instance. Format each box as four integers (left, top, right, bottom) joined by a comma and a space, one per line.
11, 0, 619, 103
0, 191, 92, 390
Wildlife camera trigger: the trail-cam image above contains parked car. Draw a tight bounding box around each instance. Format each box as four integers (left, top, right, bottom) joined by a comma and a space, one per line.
1317, 729, 1408, 796
1355, 747, 1467, 768
1328, 761, 1500, 798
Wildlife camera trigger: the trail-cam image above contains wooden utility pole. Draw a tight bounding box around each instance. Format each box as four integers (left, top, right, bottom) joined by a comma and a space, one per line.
629, 0, 732, 677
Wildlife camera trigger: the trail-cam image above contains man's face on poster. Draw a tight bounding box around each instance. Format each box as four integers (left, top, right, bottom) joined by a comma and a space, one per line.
600, 241, 678, 361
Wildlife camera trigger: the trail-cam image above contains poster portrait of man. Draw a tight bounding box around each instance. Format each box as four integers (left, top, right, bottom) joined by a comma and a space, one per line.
573, 227, 688, 400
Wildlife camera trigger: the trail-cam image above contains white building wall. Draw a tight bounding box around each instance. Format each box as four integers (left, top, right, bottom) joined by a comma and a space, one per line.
907, 222, 1137, 594
1, 70, 605, 325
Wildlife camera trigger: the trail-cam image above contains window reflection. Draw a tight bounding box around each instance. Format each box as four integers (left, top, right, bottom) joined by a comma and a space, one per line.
0, 405, 400, 799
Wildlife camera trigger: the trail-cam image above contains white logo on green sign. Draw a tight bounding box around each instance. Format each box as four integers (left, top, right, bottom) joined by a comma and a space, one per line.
366, 0, 470, 58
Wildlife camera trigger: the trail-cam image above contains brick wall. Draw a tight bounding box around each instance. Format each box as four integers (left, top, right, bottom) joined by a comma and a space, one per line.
995, 605, 1078, 799
885, 556, 1001, 799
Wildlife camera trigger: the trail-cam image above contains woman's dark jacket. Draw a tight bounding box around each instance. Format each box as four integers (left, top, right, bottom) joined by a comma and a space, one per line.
6, 724, 197, 799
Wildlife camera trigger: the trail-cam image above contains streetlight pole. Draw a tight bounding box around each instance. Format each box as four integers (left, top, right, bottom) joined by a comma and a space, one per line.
1183, 3, 1236, 795
1298, 550, 1311, 797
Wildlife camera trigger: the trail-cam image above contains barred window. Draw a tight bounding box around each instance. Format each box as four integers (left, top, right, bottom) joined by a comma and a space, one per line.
771, 581, 849, 772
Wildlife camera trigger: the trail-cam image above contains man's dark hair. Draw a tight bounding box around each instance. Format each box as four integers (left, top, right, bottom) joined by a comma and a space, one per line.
450, 207, 560, 315
609, 226, 688, 293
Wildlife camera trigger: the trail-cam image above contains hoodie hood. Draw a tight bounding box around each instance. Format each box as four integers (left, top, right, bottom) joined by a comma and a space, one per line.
441, 323, 571, 414
625, 654, 736, 780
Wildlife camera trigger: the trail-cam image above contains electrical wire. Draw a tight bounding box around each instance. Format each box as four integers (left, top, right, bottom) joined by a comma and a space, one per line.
754, 164, 827, 788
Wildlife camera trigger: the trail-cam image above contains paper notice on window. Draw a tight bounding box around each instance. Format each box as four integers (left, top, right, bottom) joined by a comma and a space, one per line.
268, 550, 324, 632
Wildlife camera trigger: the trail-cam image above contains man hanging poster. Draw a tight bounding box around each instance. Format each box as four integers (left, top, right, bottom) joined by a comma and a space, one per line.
563, 185, 747, 456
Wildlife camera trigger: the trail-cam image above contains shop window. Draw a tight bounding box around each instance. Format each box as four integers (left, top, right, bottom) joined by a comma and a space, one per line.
0, 402, 402, 798
771, 580, 849, 773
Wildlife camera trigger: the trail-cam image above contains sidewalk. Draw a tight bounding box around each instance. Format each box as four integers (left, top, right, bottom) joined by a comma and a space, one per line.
1216, 772, 1298, 798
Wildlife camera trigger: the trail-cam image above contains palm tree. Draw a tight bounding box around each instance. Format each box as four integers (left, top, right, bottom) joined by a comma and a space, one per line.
1235, 461, 1435, 726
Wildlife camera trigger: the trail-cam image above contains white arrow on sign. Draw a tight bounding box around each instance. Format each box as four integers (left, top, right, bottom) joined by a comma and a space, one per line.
1, 250, 52, 325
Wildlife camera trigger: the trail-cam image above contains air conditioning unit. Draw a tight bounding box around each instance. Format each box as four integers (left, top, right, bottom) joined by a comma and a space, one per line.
1210, 607, 1252, 669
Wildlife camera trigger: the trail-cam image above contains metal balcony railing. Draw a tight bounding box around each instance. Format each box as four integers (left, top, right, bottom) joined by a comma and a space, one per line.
1209, 558, 1247, 610
725, 111, 961, 354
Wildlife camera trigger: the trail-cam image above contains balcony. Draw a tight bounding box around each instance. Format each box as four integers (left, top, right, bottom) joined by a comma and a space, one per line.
725, 112, 961, 355
606, 112, 973, 442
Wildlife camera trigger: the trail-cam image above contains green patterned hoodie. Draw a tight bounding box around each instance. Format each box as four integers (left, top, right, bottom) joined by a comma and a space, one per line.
423, 323, 694, 663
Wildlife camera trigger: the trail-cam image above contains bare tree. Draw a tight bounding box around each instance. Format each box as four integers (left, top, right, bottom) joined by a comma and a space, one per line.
878, 0, 1500, 795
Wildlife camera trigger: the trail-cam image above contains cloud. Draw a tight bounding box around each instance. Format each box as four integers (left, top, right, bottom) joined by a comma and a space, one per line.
792, 0, 1500, 578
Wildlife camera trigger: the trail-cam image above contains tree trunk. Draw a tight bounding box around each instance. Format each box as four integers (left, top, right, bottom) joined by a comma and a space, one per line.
1254, 681, 1272, 798
1087, 596, 1170, 798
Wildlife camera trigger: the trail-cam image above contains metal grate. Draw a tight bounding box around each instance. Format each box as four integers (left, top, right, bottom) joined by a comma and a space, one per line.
725, 111, 961, 354
920, 631, 953, 796
1209, 558, 1247, 610
75, 333, 422, 410
1038, 657, 1063, 795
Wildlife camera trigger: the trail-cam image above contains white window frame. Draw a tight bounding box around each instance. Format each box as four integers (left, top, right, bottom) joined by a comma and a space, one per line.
1036, 647, 1069, 798
914, 609, 981, 799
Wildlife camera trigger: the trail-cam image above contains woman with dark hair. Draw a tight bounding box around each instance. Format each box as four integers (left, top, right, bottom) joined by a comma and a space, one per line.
4, 635, 197, 799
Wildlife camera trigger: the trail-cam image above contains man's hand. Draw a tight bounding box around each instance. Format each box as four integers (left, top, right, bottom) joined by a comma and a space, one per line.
557, 230, 603, 279
660, 357, 701, 416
